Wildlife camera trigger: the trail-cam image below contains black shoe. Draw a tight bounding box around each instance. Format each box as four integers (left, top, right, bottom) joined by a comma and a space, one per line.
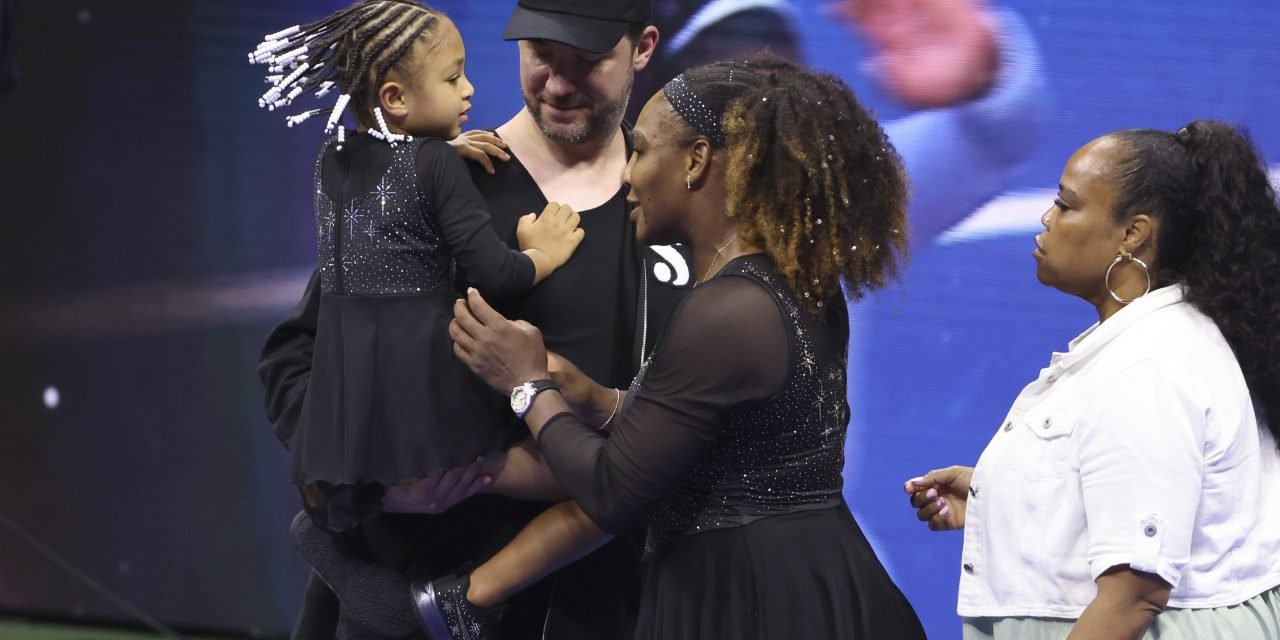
289, 511, 419, 639
411, 574, 501, 640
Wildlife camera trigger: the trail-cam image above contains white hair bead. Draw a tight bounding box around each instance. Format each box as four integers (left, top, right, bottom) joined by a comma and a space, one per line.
285, 109, 325, 128
325, 94, 351, 133
264, 24, 301, 41
373, 107, 398, 147
252, 37, 294, 58
279, 62, 310, 87
273, 45, 308, 66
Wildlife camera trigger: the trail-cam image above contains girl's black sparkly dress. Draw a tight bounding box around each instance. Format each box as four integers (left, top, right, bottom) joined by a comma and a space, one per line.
537, 254, 927, 639
291, 132, 535, 530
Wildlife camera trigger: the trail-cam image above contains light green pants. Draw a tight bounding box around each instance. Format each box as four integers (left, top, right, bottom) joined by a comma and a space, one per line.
963, 585, 1280, 640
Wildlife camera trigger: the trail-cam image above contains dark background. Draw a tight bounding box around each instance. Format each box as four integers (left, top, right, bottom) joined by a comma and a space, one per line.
1, 0, 1276, 637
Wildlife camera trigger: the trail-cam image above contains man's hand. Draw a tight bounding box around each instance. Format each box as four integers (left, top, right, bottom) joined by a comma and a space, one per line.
449, 130, 511, 175
382, 456, 497, 514
832, 0, 999, 108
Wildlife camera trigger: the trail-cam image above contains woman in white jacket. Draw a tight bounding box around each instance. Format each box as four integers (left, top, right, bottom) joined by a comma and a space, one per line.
906, 120, 1280, 640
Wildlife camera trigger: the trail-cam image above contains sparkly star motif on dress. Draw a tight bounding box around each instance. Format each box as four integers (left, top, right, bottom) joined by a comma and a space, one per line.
801, 351, 817, 374
317, 208, 335, 242
344, 203, 366, 236
375, 178, 396, 216
310, 136, 464, 296
819, 365, 846, 437
813, 384, 829, 422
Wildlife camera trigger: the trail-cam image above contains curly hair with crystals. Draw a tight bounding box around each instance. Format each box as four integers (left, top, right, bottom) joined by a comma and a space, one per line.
1106, 120, 1280, 441
672, 56, 909, 313
250, 0, 446, 135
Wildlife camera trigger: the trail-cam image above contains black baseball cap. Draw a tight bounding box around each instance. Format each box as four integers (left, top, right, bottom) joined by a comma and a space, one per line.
503, 0, 651, 54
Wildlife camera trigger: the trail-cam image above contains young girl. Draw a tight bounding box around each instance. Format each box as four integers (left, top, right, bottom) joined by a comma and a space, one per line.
251, 2, 595, 636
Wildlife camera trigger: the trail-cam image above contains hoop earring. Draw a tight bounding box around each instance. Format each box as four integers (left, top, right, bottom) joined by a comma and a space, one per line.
1105, 251, 1151, 304
686, 175, 692, 191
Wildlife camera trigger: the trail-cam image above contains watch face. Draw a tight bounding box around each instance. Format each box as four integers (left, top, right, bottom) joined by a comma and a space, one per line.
510, 384, 532, 414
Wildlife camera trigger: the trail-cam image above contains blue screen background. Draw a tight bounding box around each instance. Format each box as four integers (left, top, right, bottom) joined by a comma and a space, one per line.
0, 1, 1275, 636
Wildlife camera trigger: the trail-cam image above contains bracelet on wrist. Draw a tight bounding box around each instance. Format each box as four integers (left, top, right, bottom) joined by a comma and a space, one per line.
598, 388, 622, 430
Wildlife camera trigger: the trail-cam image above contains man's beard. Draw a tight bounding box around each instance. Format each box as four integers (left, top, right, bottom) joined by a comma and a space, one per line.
524, 72, 633, 144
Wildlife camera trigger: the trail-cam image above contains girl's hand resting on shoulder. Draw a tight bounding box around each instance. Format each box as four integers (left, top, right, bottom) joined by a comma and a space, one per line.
449, 130, 511, 175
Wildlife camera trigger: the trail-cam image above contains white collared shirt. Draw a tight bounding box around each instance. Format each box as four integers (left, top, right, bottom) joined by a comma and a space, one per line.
958, 285, 1280, 618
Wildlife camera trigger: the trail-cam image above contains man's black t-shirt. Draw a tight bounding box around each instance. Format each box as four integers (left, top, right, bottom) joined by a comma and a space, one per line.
458, 131, 685, 640
469, 151, 639, 390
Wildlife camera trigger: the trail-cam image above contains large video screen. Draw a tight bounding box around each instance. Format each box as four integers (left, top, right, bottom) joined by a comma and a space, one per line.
1, 0, 1276, 637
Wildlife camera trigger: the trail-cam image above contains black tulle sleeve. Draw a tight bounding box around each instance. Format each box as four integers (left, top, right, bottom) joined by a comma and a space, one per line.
536, 274, 789, 533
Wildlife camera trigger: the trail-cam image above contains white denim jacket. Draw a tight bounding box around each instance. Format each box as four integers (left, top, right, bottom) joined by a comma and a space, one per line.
958, 285, 1280, 618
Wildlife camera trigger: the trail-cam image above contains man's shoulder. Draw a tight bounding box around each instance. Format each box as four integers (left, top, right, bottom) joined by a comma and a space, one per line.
463, 152, 542, 229
465, 143, 530, 190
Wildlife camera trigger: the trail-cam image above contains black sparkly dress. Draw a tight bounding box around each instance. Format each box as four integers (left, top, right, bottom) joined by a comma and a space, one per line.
292, 132, 535, 531
537, 254, 926, 639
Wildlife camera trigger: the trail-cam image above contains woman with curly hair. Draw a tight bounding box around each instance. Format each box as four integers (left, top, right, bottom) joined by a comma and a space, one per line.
905, 120, 1280, 639
449, 56, 926, 639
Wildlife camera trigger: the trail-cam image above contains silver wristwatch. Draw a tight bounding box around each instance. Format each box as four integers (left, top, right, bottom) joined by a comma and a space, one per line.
510, 379, 558, 418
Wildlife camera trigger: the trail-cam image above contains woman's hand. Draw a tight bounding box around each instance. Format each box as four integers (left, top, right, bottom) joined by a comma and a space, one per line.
905, 465, 973, 530
448, 130, 510, 175
547, 351, 615, 426
450, 288, 550, 393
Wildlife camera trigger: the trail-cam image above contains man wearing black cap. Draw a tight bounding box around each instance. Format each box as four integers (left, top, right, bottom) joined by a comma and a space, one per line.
505, 0, 651, 58
258, 1, 683, 639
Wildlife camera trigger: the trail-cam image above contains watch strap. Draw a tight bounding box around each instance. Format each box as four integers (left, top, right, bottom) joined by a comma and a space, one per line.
525, 379, 558, 394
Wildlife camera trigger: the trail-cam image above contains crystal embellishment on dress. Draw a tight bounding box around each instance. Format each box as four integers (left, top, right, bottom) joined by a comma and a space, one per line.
375, 177, 396, 216
314, 135, 453, 295
642, 257, 849, 554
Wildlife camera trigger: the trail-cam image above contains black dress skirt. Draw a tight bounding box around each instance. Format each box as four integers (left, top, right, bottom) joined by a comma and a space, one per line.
637, 504, 924, 639
289, 133, 535, 530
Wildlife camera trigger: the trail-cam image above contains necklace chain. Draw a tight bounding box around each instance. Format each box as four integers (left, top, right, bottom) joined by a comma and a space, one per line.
699, 233, 739, 285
